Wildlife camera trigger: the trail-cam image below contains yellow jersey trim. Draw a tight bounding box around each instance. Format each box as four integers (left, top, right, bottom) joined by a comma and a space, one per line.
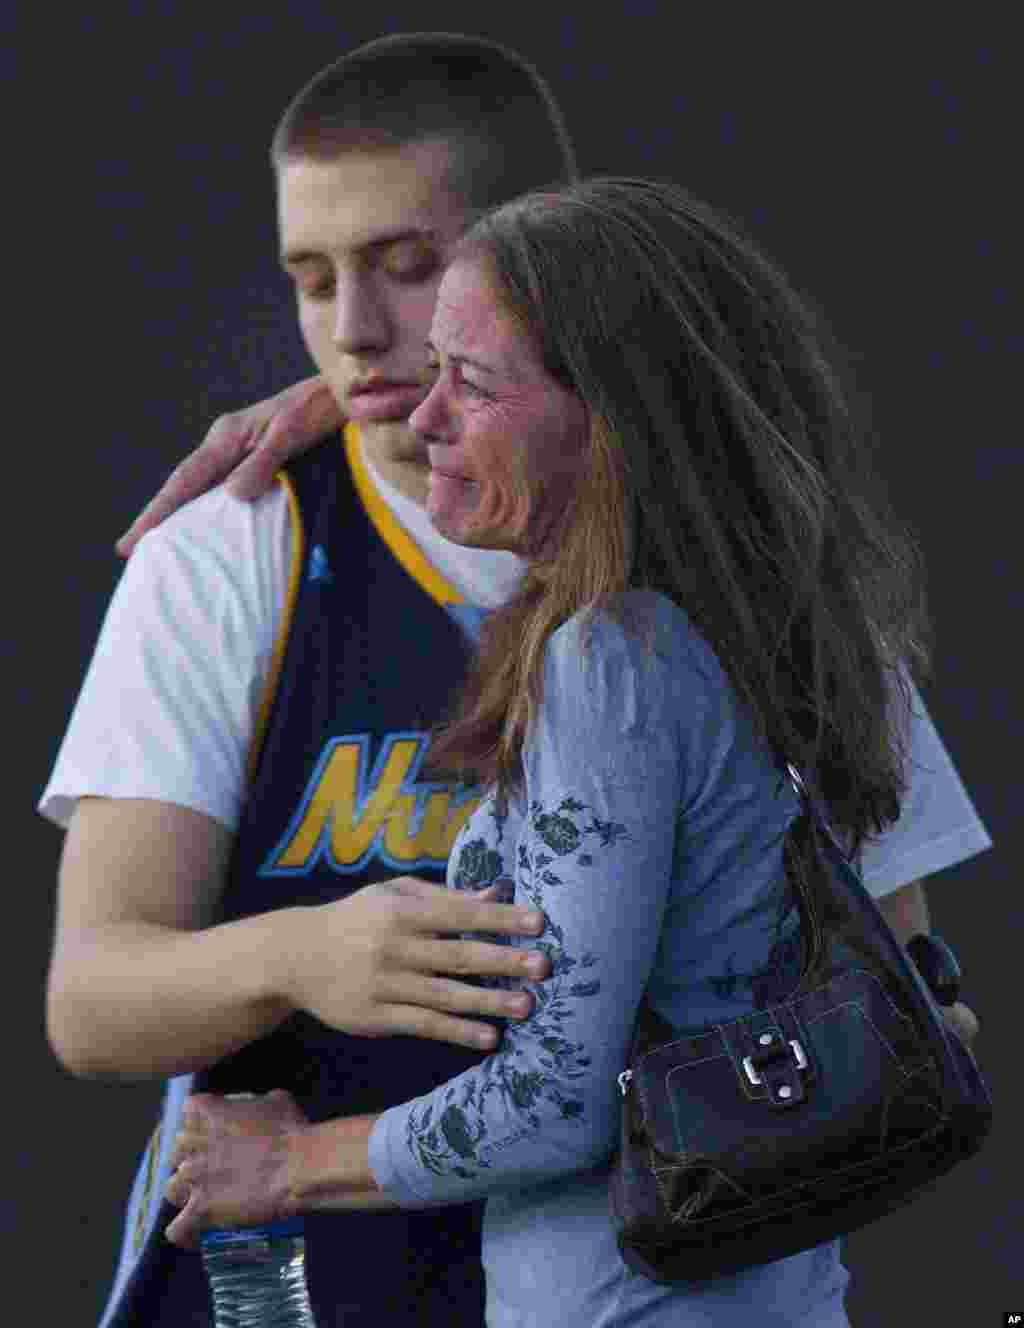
246, 425, 461, 784
343, 422, 464, 608
246, 472, 305, 784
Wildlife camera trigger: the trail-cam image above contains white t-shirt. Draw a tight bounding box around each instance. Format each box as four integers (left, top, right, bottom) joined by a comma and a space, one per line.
39, 451, 991, 896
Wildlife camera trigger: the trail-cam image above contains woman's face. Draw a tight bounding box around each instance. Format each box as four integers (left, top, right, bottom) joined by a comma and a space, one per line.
409, 257, 588, 556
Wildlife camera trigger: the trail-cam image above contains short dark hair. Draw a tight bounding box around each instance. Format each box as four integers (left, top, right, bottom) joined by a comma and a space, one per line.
271, 32, 577, 214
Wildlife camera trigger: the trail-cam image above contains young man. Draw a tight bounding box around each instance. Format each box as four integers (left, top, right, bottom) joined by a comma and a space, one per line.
43, 31, 988, 1328
42, 35, 579, 1328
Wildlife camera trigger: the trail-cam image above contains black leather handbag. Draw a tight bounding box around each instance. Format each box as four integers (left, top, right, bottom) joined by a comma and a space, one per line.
609, 766, 993, 1283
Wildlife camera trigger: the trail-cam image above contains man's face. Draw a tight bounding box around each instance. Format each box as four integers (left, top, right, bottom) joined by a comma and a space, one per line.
277, 139, 468, 498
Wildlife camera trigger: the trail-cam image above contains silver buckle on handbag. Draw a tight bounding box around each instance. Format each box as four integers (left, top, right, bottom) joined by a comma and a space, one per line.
743, 1037, 808, 1086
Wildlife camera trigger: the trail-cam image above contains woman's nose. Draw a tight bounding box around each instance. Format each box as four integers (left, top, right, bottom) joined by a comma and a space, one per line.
409, 376, 451, 442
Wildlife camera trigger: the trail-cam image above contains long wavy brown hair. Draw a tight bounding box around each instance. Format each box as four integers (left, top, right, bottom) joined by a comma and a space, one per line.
428, 177, 930, 853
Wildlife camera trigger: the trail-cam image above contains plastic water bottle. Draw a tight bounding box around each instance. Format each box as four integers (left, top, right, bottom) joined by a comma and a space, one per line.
200, 1216, 318, 1326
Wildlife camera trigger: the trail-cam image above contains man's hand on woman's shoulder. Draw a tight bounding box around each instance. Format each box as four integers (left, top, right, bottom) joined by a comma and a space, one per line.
116, 375, 341, 558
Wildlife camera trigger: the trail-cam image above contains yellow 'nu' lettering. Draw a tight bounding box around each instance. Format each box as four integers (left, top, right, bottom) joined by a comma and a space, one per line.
273, 737, 480, 870
383, 788, 480, 862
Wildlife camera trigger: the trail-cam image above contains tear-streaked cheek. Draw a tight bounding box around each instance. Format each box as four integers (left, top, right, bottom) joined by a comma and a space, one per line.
467, 456, 534, 543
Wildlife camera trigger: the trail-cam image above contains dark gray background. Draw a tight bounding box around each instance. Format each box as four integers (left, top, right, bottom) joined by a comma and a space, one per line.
10, 4, 1019, 1323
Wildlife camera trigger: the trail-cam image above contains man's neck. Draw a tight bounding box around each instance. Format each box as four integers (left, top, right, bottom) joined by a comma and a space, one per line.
357, 423, 430, 507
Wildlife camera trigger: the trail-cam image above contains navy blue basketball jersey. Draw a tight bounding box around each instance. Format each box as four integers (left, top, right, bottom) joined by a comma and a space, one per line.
103, 427, 489, 1327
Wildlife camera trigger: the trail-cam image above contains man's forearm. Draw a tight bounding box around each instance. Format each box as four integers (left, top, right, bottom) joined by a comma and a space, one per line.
876, 878, 931, 945
48, 909, 299, 1081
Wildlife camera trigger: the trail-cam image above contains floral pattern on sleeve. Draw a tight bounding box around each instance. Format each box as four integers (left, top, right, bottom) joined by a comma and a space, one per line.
402, 795, 629, 1181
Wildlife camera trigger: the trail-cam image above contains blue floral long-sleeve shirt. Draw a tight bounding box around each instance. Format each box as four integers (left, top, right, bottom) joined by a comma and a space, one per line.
368, 592, 851, 1327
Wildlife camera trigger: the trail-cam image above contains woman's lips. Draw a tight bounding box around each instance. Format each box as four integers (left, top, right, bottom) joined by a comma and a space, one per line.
426, 447, 476, 485
428, 469, 478, 511
430, 466, 476, 483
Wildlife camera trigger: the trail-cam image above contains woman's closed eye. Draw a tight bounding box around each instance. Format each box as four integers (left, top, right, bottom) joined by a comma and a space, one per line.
458, 370, 495, 400
427, 358, 496, 401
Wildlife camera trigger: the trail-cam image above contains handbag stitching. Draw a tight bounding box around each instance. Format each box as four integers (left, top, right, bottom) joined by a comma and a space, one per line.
658, 1122, 950, 1234
649, 1156, 752, 1219
663, 1048, 731, 1074
649, 1001, 930, 1156
632, 965, 914, 1080
802, 1000, 919, 1077
878, 1062, 944, 1150
802, 967, 920, 1029
636, 1103, 950, 1231
639, 973, 918, 1130
648, 1064, 945, 1206
655, 1042, 939, 1165
628, 985, 943, 1211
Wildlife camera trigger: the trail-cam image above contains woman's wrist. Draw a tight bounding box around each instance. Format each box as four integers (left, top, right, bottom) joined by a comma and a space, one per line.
285, 1113, 392, 1210
286, 1115, 382, 1211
